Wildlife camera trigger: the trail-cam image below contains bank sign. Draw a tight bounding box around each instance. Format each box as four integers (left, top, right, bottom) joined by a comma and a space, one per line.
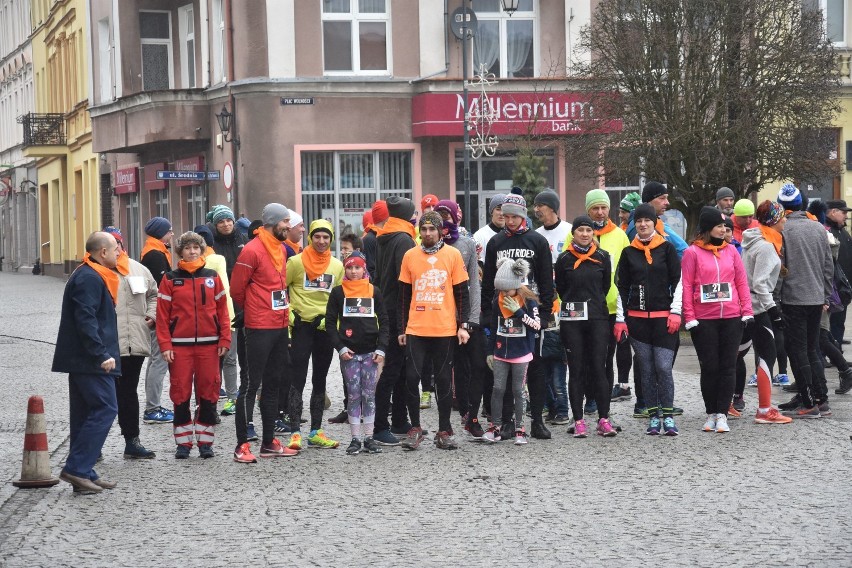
411, 92, 622, 137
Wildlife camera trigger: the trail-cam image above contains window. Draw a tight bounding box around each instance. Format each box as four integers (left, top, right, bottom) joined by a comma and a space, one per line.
139, 11, 173, 90
322, 0, 390, 75
124, 194, 141, 259
98, 18, 112, 102
186, 185, 208, 229
824, 0, 846, 45
212, 0, 226, 83
179, 5, 196, 88
301, 150, 412, 254
472, 0, 535, 78
153, 189, 169, 219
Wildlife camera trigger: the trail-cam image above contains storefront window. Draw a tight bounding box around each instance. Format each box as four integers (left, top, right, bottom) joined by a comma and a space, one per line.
185, 185, 208, 232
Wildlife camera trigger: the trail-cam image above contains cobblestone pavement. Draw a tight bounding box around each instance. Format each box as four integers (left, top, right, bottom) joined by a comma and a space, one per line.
1, 271, 850, 567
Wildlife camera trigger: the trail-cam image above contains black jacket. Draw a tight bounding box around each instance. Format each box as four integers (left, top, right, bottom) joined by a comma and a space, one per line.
325, 284, 390, 355
211, 226, 248, 278
554, 247, 611, 321
481, 229, 555, 326
374, 230, 415, 334
616, 241, 681, 313
362, 230, 378, 277
828, 221, 852, 283
140, 249, 171, 285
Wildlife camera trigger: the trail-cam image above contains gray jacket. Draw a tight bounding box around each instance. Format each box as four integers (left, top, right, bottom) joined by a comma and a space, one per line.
449, 235, 481, 325
741, 228, 780, 315
778, 212, 833, 306
113, 258, 158, 357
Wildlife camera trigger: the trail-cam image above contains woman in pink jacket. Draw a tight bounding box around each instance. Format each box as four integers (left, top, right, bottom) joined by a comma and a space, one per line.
682, 206, 754, 433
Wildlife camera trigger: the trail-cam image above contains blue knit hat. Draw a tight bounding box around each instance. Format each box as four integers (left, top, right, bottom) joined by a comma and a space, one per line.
193, 225, 215, 247
144, 216, 172, 239
211, 205, 235, 225
235, 217, 251, 235
777, 183, 802, 210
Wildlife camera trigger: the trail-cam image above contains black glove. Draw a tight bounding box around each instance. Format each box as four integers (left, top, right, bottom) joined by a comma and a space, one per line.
768, 305, 784, 330
231, 311, 244, 329
540, 311, 554, 329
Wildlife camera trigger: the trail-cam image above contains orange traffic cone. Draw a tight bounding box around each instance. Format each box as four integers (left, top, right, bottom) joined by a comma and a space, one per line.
13, 396, 59, 488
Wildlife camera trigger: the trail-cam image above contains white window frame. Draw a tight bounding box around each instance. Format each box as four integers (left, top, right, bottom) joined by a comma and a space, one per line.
178, 4, 196, 88
472, 0, 538, 78
822, 0, 847, 46
139, 10, 174, 90
211, 0, 226, 84
321, 0, 392, 76
97, 17, 112, 102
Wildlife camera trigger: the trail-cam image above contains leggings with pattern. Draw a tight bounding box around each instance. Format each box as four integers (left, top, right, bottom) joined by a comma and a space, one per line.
341, 352, 380, 439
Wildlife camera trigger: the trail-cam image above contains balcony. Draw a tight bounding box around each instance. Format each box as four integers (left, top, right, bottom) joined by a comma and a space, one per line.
18, 113, 66, 146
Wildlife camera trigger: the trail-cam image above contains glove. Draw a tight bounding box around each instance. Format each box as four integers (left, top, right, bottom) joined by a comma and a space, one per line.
768, 305, 784, 330
502, 295, 521, 314
742, 316, 754, 332
685, 320, 699, 330
613, 322, 628, 342
483, 327, 491, 338
231, 311, 244, 329
666, 314, 681, 334
486, 355, 494, 370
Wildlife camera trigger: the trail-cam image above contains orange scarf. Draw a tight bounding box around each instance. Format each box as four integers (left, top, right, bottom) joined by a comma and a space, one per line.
301, 245, 332, 280
178, 258, 206, 274
654, 219, 669, 238
759, 225, 783, 256
140, 236, 172, 266
202, 246, 215, 258
115, 250, 130, 276
786, 210, 818, 222
620, 222, 629, 232
375, 217, 417, 240
285, 239, 302, 254
594, 219, 617, 237
342, 278, 374, 298
693, 239, 728, 258
81, 253, 119, 305
255, 227, 286, 273
498, 291, 521, 318
362, 224, 376, 238
568, 242, 603, 269
630, 233, 667, 264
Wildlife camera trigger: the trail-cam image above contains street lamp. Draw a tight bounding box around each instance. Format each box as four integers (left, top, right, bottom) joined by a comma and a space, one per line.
501, 0, 519, 16
215, 105, 240, 148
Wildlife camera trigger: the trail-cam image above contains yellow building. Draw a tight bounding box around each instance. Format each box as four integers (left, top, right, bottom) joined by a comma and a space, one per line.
24, 0, 100, 276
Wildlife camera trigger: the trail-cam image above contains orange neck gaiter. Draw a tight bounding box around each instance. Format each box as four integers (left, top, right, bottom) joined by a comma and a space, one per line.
178, 258, 206, 274
375, 217, 417, 240
301, 245, 332, 280
594, 219, 617, 237
115, 250, 130, 276
255, 227, 286, 273
285, 239, 302, 254
693, 238, 729, 258
759, 225, 783, 256
630, 233, 666, 264
568, 242, 603, 269
81, 253, 119, 305
141, 236, 172, 266
342, 278, 374, 298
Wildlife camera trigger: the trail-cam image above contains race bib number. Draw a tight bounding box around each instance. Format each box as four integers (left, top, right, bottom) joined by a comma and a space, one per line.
304, 274, 334, 293
559, 301, 588, 321
271, 289, 289, 311
497, 316, 527, 338
700, 282, 732, 303
343, 297, 374, 318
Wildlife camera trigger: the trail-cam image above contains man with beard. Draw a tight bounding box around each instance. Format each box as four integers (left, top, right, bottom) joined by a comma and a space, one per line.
715, 187, 735, 216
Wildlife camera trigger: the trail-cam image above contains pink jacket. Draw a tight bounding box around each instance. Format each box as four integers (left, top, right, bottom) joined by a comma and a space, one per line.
681, 243, 753, 323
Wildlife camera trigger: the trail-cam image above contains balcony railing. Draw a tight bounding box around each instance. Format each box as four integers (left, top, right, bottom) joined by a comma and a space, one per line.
17, 113, 66, 146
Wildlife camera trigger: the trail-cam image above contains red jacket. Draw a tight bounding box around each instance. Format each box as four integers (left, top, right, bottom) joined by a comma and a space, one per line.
230, 237, 289, 329
156, 267, 231, 351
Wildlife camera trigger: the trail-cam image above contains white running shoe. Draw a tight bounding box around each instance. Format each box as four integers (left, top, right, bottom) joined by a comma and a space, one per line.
715, 414, 730, 433
702, 413, 718, 432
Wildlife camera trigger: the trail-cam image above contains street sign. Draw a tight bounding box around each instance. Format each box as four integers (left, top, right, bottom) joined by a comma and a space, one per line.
223, 162, 233, 190
281, 97, 314, 105
156, 170, 221, 181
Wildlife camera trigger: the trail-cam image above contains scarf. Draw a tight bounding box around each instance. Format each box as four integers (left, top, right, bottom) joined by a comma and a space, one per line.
375, 217, 417, 240
178, 258, 206, 274
421, 239, 445, 255
504, 219, 530, 237
498, 291, 519, 318
285, 239, 302, 254
81, 253, 119, 305
759, 225, 783, 256
441, 220, 460, 244
301, 244, 332, 280
620, 222, 629, 232
342, 278, 374, 299
693, 238, 729, 258
202, 246, 215, 258
140, 236, 172, 265
594, 219, 618, 237
568, 241, 602, 269
255, 226, 286, 273
115, 250, 130, 276
630, 233, 666, 264
654, 219, 669, 238
786, 210, 818, 222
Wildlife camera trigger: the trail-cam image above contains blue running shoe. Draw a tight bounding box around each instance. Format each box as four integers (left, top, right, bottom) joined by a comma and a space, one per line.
663, 416, 679, 436
143, 406, 173, 424
774, 373, 791, 386
246, 422, 258, 442
646, 416, 661, 435
747, 374, 758, 387
274, 419, 290, 433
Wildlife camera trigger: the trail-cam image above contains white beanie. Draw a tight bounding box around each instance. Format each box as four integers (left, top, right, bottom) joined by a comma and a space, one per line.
494, 257, 529, 291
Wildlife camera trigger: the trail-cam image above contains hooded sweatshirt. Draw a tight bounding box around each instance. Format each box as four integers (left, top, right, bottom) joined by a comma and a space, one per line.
286, 218, 344, 329
740, 227, 781, 315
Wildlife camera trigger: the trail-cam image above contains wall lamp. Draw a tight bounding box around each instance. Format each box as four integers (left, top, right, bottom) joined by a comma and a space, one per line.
215, 106, 240, 148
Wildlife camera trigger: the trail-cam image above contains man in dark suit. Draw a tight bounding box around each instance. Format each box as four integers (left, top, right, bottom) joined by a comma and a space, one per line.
52, 232, 122, 494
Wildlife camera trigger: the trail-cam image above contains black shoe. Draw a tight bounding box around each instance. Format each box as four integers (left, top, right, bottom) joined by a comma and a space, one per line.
466, 417, 485, 439
545, 409, 557, 423
843, 339, 851, 345
584, 400, 598, 415
499, 421, 515, 441
346, 438, 361, 455
611, 384, 632, 402
778, 394, 801, 411
198, 444, 214, 459
782, 382, 799, 393
372, 429, 400, 446
123, 437, 156, 459
836, 368, 852, 395
391, 422, 413, 435
175, 445, 191, 459
530, 420, 552, 440
732, 395, 745, 412
362, 437, 382, 454
328, 410, 349, 424
824, 359, 834, 369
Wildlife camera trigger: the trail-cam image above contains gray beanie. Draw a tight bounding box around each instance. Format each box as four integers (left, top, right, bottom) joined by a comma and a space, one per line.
488, 193, 506, 215
715, 187, 735, 202
387, 196, 415, 220
261, 203, 290, 226
501, 194, 528, 218
494, 257, 530, 291
533, 189, 559, 212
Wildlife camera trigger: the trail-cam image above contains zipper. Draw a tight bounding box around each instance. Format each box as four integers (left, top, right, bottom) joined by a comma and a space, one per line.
192, 271, 199, 345
714, 253, 723, 319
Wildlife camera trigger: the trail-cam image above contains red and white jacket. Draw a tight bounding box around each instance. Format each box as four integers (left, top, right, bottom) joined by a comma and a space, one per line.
156, 267, 231, 351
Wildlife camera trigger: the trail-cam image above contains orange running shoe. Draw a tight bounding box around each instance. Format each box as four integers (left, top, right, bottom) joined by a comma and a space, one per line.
233, 442, 258, 463
260, 438, 298, 457
727, 403, 742, 419
754, 407, 793, 424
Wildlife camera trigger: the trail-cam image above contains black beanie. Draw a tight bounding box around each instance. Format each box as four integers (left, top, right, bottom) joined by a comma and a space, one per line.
641, 181, 667, 203
386, 196, 415, 220
571, 215, 595, 233
633, 204, 658, 225
698, 206, 725, 234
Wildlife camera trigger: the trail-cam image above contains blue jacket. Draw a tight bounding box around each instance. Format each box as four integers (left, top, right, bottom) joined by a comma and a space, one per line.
488, 297, 540, 360
626, 213, 688, 258
52, 264, 121, 376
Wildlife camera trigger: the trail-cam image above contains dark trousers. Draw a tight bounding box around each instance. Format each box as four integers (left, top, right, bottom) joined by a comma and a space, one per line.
774, 320, 788, 375
691, 318, 742, 415
735, 325, 753, 396
829, 305, 846, 345
454, 325, 487, 422
116, 355, 145, 439
820, 328, 849, 373
607, 314, 633, 384
374, 325, 408, 433
287, 321, 335, 431
561, 319, 612, 420
236, 327, 290, 446
65, 373, 118, 480
405, 335, 455, 432
235, 327, 253, 423
752, 312, 777, 375
782, 304, 827, 401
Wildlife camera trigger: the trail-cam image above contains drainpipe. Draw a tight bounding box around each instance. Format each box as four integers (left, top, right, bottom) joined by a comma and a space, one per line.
225, 0, 239, 216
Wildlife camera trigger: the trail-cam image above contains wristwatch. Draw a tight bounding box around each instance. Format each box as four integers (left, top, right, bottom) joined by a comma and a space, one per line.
460, 322, 472, 331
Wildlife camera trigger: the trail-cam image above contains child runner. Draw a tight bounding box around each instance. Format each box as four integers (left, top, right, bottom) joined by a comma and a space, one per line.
483, 258, 541, 445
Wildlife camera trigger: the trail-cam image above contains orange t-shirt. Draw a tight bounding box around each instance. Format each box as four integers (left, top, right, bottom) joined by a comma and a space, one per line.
399, 245, 469, 337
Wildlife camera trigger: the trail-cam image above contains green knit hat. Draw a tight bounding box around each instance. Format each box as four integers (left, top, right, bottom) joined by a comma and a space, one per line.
733, 198, 755, 217
585, 189, 610, 212
619, 192, 641, 212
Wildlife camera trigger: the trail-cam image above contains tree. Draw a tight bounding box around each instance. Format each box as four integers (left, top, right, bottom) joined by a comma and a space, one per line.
562, 0, 841, 232
512, 148, 549, 227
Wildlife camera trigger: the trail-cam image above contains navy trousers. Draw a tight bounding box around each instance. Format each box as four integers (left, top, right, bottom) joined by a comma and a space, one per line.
65, 373, 118, 480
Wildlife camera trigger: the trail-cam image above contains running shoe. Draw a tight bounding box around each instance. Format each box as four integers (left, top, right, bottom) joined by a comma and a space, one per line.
401, 427, 425, 450
727, 403, 742, 419
287, 432, 303, 451
754, 407, 792, 424
500, 421, 516, 441
233, 442, 258, 463
584, 399, 598, 415
780, 405, 821, 419
307, 429, 339, 449
246, 422, 258, 442
198, 444, 214, 459
633, 406, 650, 418
420, 392, 432, 409
530, 420, 552, 439
573, 418, 588, 438
483, 424, 501, 443
219, 388, 227, 399
328, 410, 349, 424
836, 368, 852, 394
260, 438, 298, 457
221, 398, 236, 416
774, 373, 791, 386
732, 395, 745, 412
778, 394, 801, 411
372, 429, 401, 446
715, 414, 730, 433
662, 416, 679, 436
702, 414, 718, 432
434, 430, 459, 450
466, 418, 485, 440
362, 437, 382, 454
817, 401, 832, 417
346, 438, 361, 455
549, 414, 571, 425
611, 384, 632, 402
175, 445, 191, 459
596, 418, 617, 437
782, 382, 799, 392
143, 406, 173, 424
746, 374, 758, 387
514, 429, 529, 445
646, 416, 661, 435
274, 419, 290, 433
